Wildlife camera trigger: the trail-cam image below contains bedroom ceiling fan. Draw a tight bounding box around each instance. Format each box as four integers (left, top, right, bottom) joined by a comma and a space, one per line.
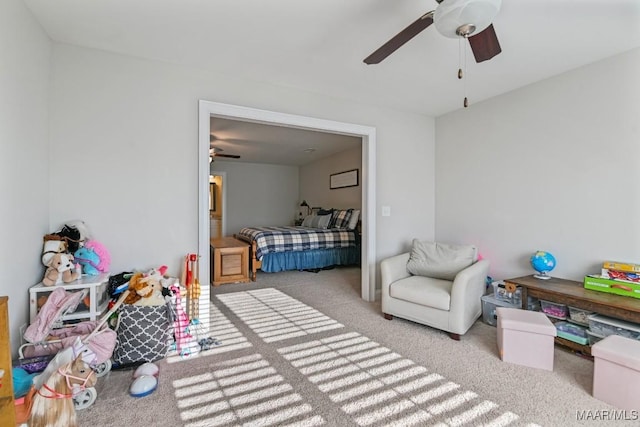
209, 145, 240, 161
363, 0, 502, 65
209, 134, 241, 161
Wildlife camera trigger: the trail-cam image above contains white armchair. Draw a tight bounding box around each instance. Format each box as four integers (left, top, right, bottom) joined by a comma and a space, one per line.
381, 241, 490, 340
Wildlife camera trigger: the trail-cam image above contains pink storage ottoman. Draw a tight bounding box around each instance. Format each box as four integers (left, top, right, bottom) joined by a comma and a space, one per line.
496, 307, 557, 371
591, 334, 640, 410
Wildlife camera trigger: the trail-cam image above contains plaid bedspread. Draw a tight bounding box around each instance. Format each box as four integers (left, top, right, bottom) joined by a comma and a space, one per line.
237, 226, 357, 260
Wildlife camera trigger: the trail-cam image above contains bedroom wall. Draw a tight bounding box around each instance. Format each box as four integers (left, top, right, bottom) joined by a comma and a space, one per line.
435, 48, 640, 282
299, 146, 362, 212
0, 0, 51, 354
48, 43, 436, 278
210, 161, 299, 234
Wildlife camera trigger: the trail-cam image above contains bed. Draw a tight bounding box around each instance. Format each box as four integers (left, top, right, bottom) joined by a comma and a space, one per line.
235, 209, 361, 280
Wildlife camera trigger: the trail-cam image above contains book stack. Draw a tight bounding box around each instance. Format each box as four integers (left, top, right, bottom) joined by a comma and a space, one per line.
584, 260, 640, 299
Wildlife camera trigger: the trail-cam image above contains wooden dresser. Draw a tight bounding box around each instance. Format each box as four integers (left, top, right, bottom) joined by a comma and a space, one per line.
0, 296, 16, 425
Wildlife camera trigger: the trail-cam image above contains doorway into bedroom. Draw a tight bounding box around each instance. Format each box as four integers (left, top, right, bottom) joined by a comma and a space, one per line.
199, 100, 376, 302
209, 173, 224, 240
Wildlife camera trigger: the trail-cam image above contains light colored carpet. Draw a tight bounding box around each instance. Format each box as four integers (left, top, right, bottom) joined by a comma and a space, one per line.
78, 267, 635, 426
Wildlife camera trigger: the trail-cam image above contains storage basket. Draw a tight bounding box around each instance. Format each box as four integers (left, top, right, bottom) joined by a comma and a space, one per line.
112, 303, 171, 365
587, 314, 640, 341
568, 306, 593, 325
481, 295, 517, 327
555, 321, 589, 345
587, 329, 605, 346
540, 300, 569, 319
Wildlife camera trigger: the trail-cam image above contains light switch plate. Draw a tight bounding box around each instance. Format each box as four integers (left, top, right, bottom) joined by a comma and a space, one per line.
382, 206, 391, 217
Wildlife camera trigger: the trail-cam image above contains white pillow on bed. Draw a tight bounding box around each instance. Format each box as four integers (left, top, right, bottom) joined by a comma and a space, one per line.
301, 214, 331, 229
347, 210, 360, 230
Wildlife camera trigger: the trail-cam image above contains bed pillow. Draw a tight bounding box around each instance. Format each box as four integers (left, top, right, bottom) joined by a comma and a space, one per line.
301, 214, 331, 229
347, 210, 360, 230
406, 240, 478, 281
329, 209, 353, 229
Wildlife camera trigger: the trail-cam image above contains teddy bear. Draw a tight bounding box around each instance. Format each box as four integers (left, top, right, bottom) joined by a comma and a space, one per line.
42, 253, 80, 286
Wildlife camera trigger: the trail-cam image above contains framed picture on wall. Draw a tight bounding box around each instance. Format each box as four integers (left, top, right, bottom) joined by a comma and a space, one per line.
330, 169, 359, 189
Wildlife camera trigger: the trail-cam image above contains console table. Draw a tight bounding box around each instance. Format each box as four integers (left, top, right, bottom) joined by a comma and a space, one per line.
504, 275, 640, 356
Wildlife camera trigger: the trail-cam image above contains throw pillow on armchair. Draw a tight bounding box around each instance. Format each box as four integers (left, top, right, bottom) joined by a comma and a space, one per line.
406, 240, 478, 280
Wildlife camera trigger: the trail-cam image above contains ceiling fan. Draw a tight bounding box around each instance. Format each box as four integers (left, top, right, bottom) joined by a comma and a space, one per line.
209, 134, 241, 160
209, 146, 240, 160
364, 0, 502, 65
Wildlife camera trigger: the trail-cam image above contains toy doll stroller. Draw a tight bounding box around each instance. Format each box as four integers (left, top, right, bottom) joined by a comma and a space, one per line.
19, 287, 128, 377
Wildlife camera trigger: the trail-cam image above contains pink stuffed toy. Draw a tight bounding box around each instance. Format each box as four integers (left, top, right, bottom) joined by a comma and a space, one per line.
84, 240, 111, 273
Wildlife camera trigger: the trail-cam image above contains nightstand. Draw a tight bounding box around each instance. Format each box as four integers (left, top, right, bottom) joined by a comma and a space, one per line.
210, 237, 250, 287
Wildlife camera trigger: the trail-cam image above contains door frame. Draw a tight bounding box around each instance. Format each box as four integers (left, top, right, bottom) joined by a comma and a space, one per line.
198, 100, 377, 301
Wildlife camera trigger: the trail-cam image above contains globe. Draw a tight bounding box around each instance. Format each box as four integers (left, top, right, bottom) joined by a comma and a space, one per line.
530, 251, 556, 280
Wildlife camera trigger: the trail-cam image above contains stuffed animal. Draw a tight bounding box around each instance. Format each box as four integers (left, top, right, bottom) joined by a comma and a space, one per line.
63, 220, 93, 242
123, 273, 146, 305
42, 253, 80, 286
84, 240, 110, 273
41, 235, 68, 266
123, 268, 168, 306
53, 225, 83, 254
133, 274, 165, 306
74, 247, 101, 275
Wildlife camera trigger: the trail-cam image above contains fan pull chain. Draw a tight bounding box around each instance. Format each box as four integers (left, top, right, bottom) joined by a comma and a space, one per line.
458, 37, 463, 80
457, 38, 469, 108
464, 41, 468, 108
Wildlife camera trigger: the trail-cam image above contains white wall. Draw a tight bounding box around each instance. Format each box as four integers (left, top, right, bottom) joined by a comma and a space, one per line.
299, 147, 362, 210
0, 0, 51, 355
211, 161, 299, 234
49, 43, 436, 279
435, 48, 640, 282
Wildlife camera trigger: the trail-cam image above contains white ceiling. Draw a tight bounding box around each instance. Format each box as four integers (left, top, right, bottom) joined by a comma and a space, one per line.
210, 117, 361, 166
23, 0, 640, 163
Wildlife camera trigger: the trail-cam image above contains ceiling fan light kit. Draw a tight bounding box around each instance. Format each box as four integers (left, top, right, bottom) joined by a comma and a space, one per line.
433, 0, 501, 38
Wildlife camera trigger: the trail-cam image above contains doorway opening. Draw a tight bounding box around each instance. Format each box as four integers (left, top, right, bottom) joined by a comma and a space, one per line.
198, 100, 377, 302
208, 172, 226, 240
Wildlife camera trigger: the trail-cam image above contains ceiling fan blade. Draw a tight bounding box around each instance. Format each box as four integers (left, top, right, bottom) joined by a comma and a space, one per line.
363, 11, 434, 65
468, 24, 501, 63
214, 153, 241, 159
